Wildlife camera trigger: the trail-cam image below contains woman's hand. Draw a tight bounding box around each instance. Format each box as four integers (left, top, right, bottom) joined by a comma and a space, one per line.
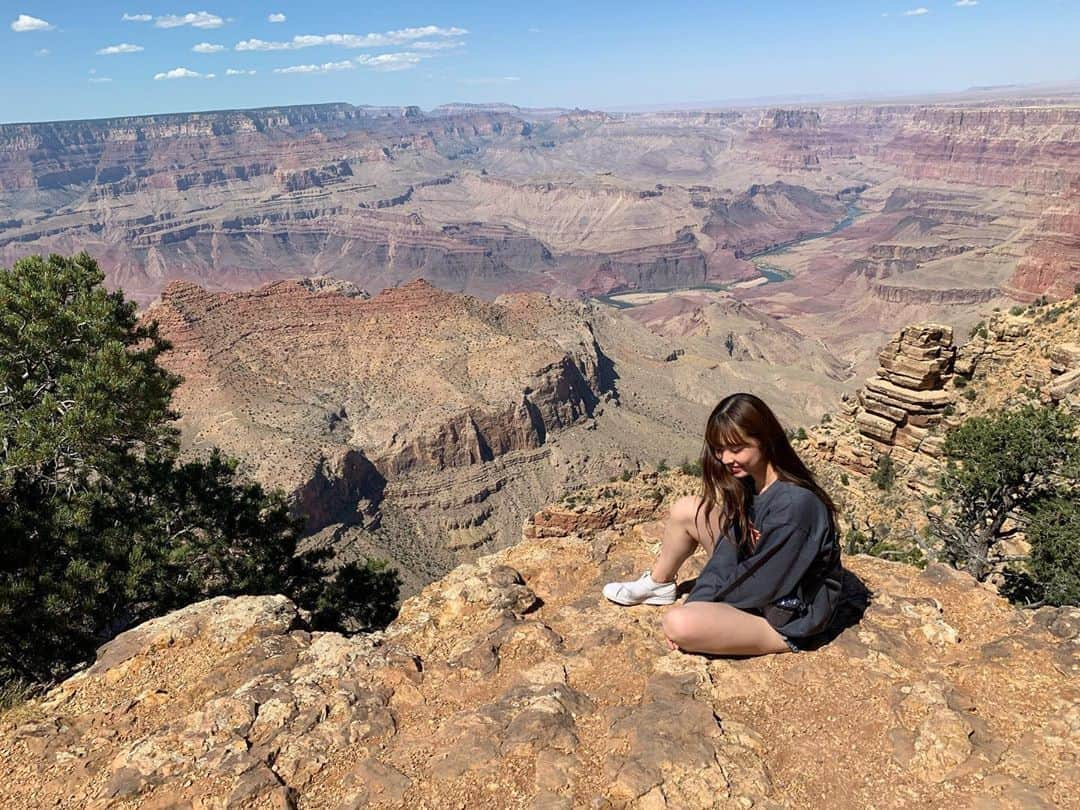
664, 635, 678, 651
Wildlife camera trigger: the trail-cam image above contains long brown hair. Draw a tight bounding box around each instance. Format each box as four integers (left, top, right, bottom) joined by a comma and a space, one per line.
696, 392, 836, 552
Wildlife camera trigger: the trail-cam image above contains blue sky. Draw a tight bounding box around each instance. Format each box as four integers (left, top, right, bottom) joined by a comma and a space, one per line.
3, 1, 1079, 123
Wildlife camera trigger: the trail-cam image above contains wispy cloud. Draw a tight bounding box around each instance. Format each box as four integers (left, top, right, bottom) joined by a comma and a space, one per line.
273, 59, 355, 74
355, 52, 424, 71
272, 51, 434, 75
268, 12, 286, 23
192, 42, 226, 53
903, 7, 930, 15
236, 25, 467, 51
35, 48, 50, 56
11, 14, 54, 32
155, 11, 224, 29
411, 40, 465, 51
225, 67, 256, 75
122, 13, 152, 22
461, 76, 522, 85
89, 77, 113, 83
955, 0, 978, 6
97, 43, 144, 55
153, 66, 215, 79
528, 27, 542, 33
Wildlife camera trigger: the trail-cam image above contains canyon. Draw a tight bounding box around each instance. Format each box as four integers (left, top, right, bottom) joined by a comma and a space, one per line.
4, 92, 1078, 590
149, 276, 850, 592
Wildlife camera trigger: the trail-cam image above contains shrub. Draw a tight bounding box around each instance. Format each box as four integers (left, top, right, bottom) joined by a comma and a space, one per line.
1009, 305, 1025, 316
656, 458, 669, 473
870, 455, 896, 491
1027, 495, 1080, 606
620, 469, 633, 482
962, 388, 977, 401
953, 376, 968, 389
839, 472, 849, 486
0, 254, 400, 684
820, 413, 831, 424
679, 458, 703, 477
932, 403, 1079, 583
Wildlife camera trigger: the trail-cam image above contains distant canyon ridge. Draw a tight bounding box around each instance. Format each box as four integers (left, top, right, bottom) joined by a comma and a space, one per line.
1, 100, 1077, 320
2, 96, 1078, 587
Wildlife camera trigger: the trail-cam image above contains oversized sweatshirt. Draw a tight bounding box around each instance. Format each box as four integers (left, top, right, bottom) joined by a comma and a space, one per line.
685, 481, 842, 639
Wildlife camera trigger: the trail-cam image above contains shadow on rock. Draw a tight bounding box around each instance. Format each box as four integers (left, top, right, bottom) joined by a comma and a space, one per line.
798, 566, 871, 651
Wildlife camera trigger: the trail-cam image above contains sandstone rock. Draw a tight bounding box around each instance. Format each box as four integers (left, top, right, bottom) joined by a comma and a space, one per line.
1049, 343, 1080, 373
1046, 367, 1080, 401
856, 411, 897, 443
2, 477, 1076, 809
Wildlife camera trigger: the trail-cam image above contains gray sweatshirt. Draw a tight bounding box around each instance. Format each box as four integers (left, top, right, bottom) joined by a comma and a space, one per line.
685, 481, 842, 639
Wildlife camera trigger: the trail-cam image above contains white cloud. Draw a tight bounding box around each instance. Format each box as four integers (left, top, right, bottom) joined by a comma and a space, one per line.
192, 42, 226, 53
89, 77, 113, 83
411, 39, 465, 51
903, 7, 929, 15
153, 66, 214, 79
35, 48, 50, 56
268, 12, 286, 23
527, 27, 542, 33
236, 25, 468, 51
355, 52, 425, 71
955, 0, 978, 5
225, 67, 256, 75
273, 59, 355, 74
11, 14, 54, 32
97, 43, 144, 55
155, 11, 224, 29
122, 13, 152, 22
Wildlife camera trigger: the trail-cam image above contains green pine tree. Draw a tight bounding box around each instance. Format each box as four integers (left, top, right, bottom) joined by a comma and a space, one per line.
0, 254, 399, 684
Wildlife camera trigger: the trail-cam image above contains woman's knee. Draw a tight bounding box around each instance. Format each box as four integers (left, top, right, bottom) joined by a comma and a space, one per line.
661, 606, 697, 646
668, 495, 703, 529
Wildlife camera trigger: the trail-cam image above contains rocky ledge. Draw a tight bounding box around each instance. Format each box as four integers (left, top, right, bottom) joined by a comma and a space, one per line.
2, 475, 1077, 809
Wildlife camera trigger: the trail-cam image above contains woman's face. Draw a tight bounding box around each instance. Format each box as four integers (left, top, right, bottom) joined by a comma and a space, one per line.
714, 437, 766, 479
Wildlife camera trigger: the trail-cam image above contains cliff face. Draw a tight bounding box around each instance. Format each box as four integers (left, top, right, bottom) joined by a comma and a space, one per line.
2, 475, 1076, 809
1007, 178, 1080, 300
876, 106, 1080, 193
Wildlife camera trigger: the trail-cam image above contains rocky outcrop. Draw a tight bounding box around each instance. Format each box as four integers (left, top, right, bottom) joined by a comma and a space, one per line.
853, 323, 957, 460
2, 475, 1076, 809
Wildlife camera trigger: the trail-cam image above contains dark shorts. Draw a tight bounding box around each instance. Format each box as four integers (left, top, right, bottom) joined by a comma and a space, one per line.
743, 606, 803, 652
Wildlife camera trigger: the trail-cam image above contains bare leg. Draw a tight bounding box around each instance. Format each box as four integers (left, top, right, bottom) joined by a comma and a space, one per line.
662, 601, 791, 656
651, 495, 722, 583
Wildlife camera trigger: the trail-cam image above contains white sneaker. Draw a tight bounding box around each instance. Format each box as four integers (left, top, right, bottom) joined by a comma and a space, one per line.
602, 572, 677, 606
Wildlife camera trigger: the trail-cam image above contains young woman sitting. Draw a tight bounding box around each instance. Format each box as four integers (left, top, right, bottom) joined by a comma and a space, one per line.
603, 392, 842, 656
